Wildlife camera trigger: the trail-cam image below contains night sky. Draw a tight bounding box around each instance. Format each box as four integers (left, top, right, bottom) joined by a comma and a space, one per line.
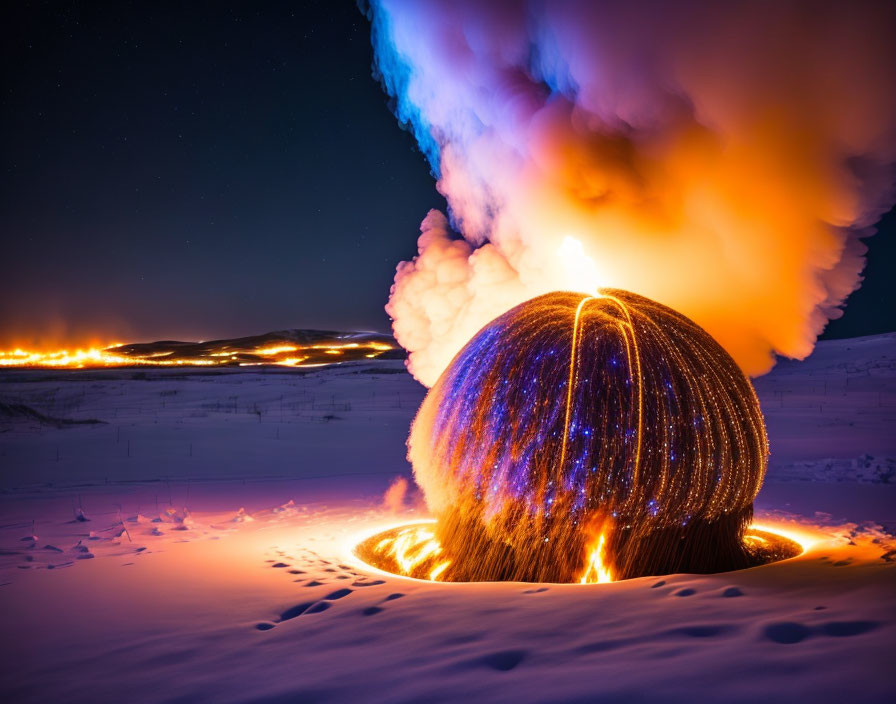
1, 1, 892, 348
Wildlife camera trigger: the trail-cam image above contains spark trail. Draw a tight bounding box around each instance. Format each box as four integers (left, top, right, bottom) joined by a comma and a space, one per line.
404, 290, 782, 582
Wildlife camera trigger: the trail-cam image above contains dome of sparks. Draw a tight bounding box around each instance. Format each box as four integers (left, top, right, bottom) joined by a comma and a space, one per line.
407, 290, 771, 582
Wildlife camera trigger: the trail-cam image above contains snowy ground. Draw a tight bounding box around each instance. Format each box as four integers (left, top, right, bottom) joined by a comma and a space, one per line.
1, 335, 894, 703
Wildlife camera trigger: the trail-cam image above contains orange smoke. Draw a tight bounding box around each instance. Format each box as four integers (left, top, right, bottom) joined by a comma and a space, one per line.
382, 476, 409, 513
371, 0, 896, 386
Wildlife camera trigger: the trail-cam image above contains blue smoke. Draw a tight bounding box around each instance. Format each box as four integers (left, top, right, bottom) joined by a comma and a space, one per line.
365, 1, 441, 177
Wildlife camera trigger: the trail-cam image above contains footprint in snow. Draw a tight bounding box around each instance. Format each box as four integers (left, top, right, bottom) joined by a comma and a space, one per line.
477, 650, 527, 672
666, 624, 736, 638
760, 620, 877, 644
274, 600, 334, 623
820, 620, 878, 637
762, 622, 812, 644
265, 588, 362, 626
278, 602, 316, 621
673, 588, 696, 597
323, 588, 352, 600
358, 594, 403, 616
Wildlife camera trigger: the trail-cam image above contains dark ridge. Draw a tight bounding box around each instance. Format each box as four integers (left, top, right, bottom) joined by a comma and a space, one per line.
0, 402, 105, 428
111, 329, 398, 361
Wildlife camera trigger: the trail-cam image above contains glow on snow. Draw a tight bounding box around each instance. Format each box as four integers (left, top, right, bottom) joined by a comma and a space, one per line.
355, 521, 806, 584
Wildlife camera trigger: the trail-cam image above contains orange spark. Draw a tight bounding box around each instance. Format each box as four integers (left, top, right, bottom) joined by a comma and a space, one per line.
579, 533, 614, 584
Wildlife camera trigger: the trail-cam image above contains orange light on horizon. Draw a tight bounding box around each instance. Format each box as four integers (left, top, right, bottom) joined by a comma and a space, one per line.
0, 339, 396, 369
255, 345, 300, 356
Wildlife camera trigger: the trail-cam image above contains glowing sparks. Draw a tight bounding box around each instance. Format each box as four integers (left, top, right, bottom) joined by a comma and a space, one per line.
409, 290, 770, 582
559, 295, 596, 474
0, 338, 396, 369
429, 560, 452, 581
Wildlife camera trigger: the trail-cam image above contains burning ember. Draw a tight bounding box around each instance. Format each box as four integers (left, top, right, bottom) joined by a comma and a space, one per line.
355, 522, 803, 584
395, 290, 791, 582
0, 331, 398, 369
355, 522, 454, 582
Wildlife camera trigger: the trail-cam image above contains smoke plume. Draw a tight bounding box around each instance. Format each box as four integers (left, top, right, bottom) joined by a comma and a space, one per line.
369, 0, 896, 387
382, 476, 409, 513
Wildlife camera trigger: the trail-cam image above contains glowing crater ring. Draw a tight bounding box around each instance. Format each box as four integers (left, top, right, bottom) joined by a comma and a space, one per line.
351, 520, 811, 584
